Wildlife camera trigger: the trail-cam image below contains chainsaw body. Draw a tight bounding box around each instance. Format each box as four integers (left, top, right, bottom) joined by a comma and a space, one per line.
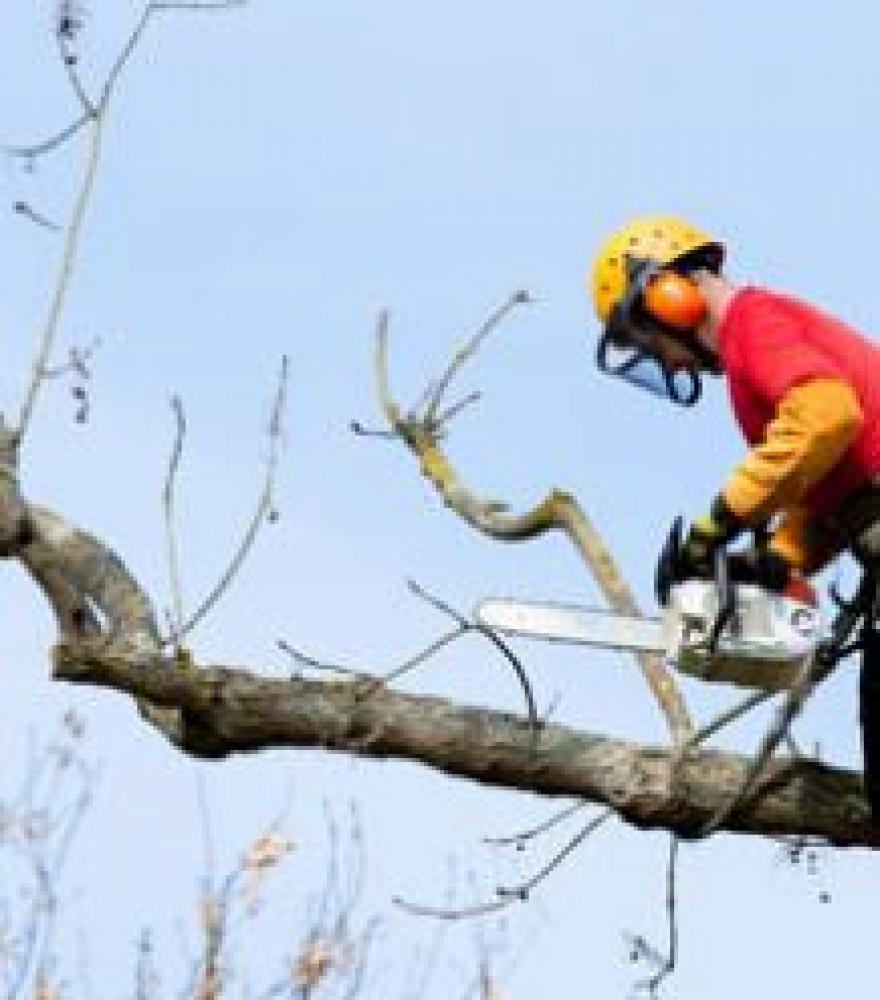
661, 579, 822, 689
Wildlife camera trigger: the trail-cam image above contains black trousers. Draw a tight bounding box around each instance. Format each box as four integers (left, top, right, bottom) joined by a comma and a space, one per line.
817, 486, 880, 819
860, 622, 880, 818
847, 505, 880, 819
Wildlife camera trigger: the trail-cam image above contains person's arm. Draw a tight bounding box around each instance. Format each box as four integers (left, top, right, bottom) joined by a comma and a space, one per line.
721, 378, 863, 524
678, 379, 862, 580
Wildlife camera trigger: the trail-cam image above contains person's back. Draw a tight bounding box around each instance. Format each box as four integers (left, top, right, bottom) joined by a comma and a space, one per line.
718, 286, 880, 516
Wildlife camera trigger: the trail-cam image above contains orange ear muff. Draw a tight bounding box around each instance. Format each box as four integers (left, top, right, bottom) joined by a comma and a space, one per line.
643, 271, 707, 331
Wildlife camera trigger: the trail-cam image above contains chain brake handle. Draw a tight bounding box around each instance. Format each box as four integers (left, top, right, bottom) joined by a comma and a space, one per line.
654, 516, 684, 606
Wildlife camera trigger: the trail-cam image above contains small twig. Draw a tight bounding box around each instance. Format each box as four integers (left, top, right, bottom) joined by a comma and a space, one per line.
280, 623, 470, 688
151, 0, 247, 9
380, 628, 468, 687
482, 802, 586, 847
475, 623, 540, 743
3, 112, 92, 159
348, 420, 397, 439
392, 895, 511, 922
411, 379, 442, 421
423, 290, 531, 424
12, 0, 247, 449
495, 808, 612, 901
98, 5, 155, 110
174, 357, 288, 642
277, 639, 365, 679
56, 24, 96, 117
395, 808, 611, 922
406, 579, 540, 738
406, 578, 467, 621
42, 338, 101, 380
15, 113, 104, 445
134, 928, 159, 1000
340, 802, 368, 924
633, 836, 679, 998
102, 2, 246, 114
435, 391, 482, 428
163, 395, 187, 644
541, 690, 562, 725
700, 649, 822, 836
375, 310, 397, 427
680, 689, 775, 753
12, 202, 62, 233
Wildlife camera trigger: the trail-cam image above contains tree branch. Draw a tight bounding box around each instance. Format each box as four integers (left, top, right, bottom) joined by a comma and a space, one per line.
14, 113, 104, 446
52, 646, 877, 848
371, 307, 693, 742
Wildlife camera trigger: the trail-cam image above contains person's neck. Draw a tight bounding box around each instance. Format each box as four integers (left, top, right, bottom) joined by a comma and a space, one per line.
693, 270, 738, 353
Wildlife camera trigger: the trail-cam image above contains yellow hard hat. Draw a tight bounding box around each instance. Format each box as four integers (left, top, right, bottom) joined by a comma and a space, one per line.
590, 216, 723, 323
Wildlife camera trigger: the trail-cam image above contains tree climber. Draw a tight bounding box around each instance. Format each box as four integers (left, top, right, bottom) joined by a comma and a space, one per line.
590, 216, 880, 817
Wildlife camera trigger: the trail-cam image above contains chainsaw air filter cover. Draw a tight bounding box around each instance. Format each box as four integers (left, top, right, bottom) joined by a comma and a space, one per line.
662, 579, 824, 690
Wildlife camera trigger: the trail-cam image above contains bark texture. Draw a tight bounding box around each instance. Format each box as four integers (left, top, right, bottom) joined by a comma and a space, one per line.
54, 644, 878, 849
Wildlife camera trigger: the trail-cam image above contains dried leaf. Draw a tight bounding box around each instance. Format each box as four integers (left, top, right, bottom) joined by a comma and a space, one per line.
292, 940, 332, 989
242, 832, 295, 871
33, 972, 64, 1000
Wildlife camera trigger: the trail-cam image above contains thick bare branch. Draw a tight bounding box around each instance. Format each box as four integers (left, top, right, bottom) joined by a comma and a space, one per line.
19, 504, 160, 653
52, 646, 877, 847
372, 309, 693, 742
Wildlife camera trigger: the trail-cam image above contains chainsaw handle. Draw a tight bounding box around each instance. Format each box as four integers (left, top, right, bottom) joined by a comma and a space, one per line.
655, 515, 769, 612
707, 547, 736, 653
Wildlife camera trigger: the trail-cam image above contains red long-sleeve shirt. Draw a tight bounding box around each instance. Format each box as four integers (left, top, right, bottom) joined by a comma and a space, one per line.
718, 287, 880, 519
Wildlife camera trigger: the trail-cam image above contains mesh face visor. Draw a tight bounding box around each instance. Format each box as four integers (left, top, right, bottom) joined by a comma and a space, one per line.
597, 319, 702, 406
595, 255, 707, 408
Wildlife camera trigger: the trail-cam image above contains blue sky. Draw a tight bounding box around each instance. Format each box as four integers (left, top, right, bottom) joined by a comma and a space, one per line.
2, 1, 880, 995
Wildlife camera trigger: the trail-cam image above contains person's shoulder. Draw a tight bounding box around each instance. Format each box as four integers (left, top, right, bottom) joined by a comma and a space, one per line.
719, 286, 807, 377
733, 285, 791, 312
727, 285, 805, 331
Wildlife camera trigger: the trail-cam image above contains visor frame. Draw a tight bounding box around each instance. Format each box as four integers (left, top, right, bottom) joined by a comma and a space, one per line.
596, 330, 702, 406
594, 253, 713, 408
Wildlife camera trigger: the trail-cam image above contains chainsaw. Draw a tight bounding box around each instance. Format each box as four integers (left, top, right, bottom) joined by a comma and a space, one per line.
475, 519, 827, 692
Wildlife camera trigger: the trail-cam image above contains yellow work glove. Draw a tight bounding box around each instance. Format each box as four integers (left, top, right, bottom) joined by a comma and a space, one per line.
678, 496, 744, 580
